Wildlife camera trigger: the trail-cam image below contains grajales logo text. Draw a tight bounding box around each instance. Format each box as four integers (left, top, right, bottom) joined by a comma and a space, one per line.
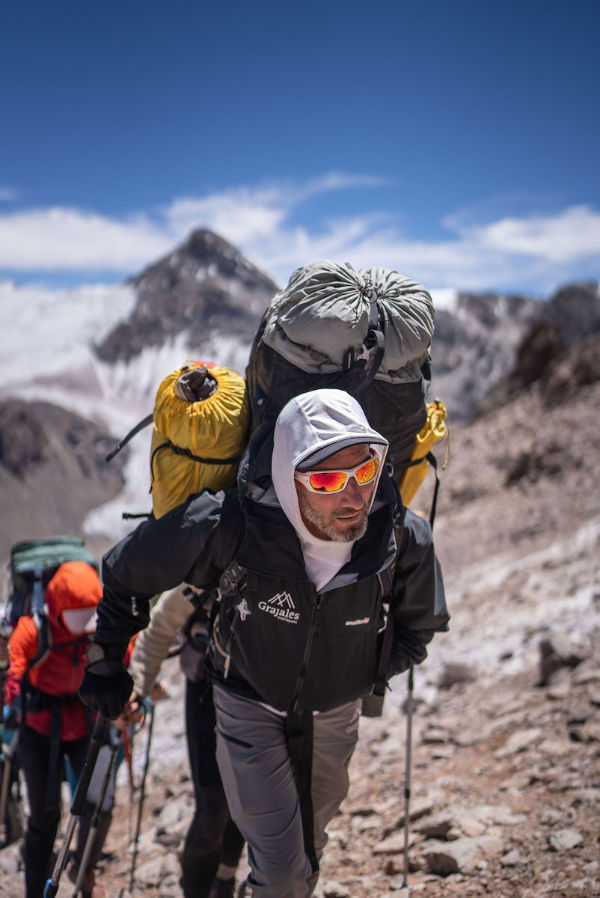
258, 591, 300, 623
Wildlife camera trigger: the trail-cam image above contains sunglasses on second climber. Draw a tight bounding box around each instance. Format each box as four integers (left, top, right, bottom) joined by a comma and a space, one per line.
294, 452, 379, 494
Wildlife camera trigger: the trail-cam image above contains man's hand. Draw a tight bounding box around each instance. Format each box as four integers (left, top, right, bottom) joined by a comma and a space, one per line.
79, 649, 134, 720
112, 681, 167, 731
112, 690, 143, 731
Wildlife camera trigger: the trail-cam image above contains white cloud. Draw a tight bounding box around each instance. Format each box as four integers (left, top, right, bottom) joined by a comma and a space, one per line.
0, 174, 597, 294
166, 192, 286, 245
164, 173, 388, 246
0, 206, 171, 269
0, 174, 383, 272
232, 204, 600, 293
464, 205, 600, 263
298, 172, 390, 196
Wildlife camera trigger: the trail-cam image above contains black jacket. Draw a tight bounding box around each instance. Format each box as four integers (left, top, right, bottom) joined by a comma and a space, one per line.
96, 469, 448, 713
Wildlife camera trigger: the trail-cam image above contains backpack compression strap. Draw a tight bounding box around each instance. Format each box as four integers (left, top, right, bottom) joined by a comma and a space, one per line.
346, 287, 386, 394
150, 439, 243, 473
105, 413, 154, 463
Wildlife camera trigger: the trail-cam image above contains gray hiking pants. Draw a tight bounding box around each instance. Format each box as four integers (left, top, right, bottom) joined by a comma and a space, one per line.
213, 685, 361, 898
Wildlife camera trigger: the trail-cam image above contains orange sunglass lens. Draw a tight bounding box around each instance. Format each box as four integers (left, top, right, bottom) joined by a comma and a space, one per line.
307, 471, 347, 492
307, 457, 378, 492
355, 457, 378, 483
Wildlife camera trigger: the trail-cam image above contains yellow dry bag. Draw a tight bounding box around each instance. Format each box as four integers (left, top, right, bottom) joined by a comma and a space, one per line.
150, 362, 250, 518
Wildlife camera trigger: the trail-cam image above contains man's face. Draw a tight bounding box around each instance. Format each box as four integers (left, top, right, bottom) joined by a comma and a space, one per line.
295, 443, 377, 542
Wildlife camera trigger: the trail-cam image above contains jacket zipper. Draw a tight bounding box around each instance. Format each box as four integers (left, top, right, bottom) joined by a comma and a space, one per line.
289, 593, 322, 714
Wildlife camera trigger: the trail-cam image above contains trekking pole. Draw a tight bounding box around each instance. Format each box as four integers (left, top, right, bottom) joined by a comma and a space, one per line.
122, 700, 155, 897
398, 664, 414, 898
44, 715, 110, 898
122, 724, 135, 845
0, 729, 18, 846
71, 729, 122, 898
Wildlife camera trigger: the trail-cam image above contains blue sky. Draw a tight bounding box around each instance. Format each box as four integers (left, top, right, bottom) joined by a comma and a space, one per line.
0, 0, 598, 295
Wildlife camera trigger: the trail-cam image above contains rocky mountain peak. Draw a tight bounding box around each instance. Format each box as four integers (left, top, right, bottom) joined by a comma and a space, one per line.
130, 228, 271, 291
454, 291, 535, 329
96, 229, 279, 364
179, 227, 235, 262
430, 281, 600, 422
544, 280, 600, 345
430, 292, 540, 421
477, 283, 600, 415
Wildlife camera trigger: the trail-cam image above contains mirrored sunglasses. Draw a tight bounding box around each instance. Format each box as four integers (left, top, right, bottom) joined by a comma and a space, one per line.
294, 454, 379, 494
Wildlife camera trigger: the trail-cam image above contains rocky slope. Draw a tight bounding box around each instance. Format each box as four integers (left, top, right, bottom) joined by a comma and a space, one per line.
0, 399, 127, 563
2, 332, 598, 898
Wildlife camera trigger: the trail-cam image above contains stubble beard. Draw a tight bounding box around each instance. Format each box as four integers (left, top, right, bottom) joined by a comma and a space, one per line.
298, 492, 369, 543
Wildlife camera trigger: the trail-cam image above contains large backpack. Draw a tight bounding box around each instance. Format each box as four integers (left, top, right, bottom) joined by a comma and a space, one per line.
3, 538, 98, 632
246, 260, 447, 509
1, 538, 100, 685
107, 264, 447, 520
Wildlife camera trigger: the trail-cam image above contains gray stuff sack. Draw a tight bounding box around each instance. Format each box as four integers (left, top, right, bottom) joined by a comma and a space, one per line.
260, 261, 434, 382
245, 260, 436, 479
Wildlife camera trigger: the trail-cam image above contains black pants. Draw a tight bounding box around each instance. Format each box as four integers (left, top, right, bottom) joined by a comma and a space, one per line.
181, 680, 245, 898
19, 725, 91, 898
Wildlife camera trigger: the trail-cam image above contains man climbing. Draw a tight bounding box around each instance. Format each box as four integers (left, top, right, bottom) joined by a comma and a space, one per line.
80, 388, 449, 898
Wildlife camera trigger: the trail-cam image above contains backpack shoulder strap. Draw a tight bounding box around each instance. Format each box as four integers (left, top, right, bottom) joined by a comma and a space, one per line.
217, 559, 247, 598
377, 562, 395, 601
374, 563, 395, 672
26, 569, 51, 671
372, 519, 407, 698
26, 610, 51, 671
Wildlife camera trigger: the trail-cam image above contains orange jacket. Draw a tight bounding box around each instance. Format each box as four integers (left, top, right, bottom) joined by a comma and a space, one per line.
7, 561, 102, 741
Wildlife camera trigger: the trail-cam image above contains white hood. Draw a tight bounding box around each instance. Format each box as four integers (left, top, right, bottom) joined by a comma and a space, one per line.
271, 389, 388, 590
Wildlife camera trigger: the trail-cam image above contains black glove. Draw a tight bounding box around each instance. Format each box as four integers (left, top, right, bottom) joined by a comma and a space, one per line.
79, 651, 133, 720
387, 630, 429, 679
387, 649, 410, 679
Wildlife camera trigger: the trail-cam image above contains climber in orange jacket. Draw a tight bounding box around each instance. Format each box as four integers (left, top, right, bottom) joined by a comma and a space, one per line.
6, 560, 106, 898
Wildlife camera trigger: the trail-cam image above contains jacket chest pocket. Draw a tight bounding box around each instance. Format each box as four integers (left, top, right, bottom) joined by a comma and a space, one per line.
334, 613, 379, 640
327, 584, 382, 640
